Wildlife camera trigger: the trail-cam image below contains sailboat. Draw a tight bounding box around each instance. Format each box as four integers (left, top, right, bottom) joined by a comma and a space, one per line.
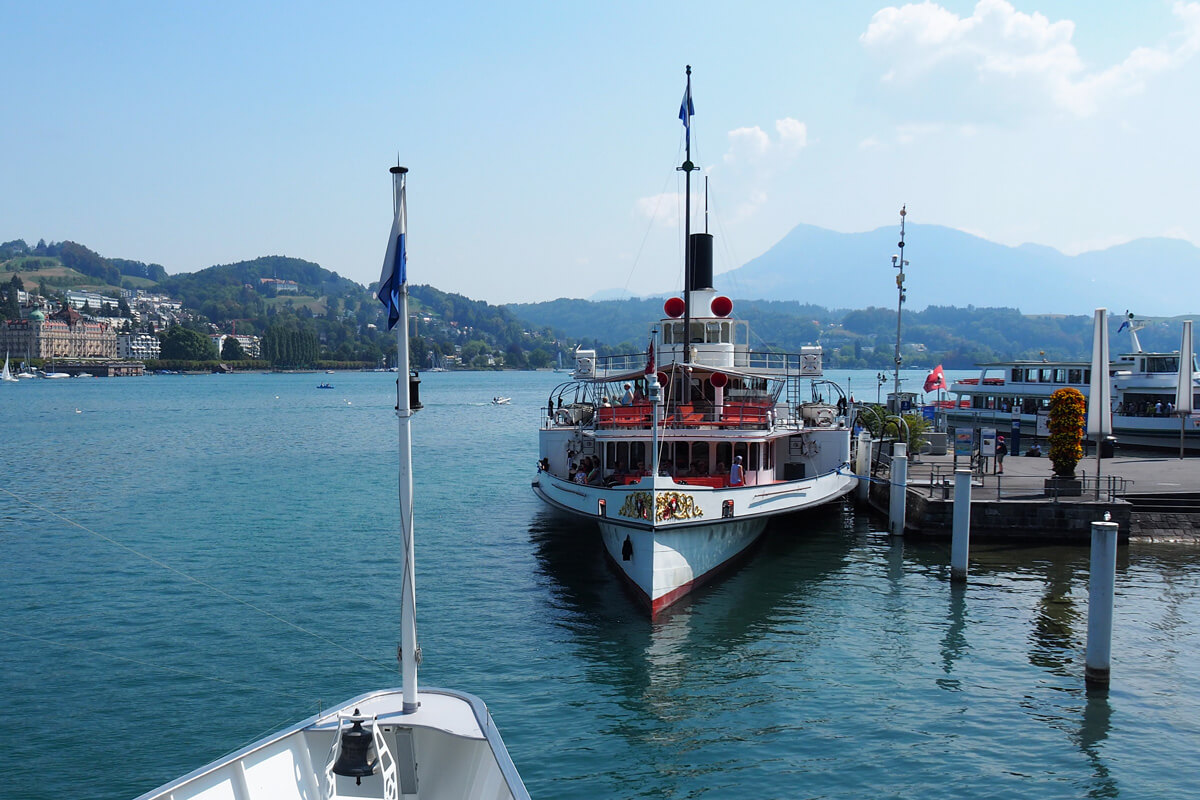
1, 353, 17, 382
136, 167, 529, 800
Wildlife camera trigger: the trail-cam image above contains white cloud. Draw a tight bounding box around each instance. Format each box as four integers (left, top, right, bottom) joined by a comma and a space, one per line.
722, 118, 808, 165
636, 117, 808, 226
634, 191, 684, 227
775, 118, 808, 154
861, 0, 1200, 117
723, 126, 771, 164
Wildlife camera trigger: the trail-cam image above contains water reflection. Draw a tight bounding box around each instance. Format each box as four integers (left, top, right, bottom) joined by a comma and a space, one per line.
938, 582, 968, 691
1031, 558, 1084, 675
527, 504, 857, 746
1077, 688, 1118, 799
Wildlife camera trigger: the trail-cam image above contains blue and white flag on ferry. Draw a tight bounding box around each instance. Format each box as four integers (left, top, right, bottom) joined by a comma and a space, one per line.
377, 178, 407, 330
679, 83, 694, 148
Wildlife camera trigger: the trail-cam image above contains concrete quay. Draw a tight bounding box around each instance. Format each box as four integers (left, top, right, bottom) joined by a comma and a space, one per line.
865, 450, 1200, 544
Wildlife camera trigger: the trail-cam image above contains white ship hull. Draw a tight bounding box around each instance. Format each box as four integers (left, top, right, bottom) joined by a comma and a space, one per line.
534, 467, 857, 613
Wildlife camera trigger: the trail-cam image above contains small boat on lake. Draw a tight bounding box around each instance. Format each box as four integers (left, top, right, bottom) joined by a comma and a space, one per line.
492, 396, 512, 405
136, 166, 529, 800
317, 383, 334, 389
532, 68, 857, 615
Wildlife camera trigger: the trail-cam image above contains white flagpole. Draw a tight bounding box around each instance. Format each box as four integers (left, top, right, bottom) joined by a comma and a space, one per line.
388, 166, 419, 713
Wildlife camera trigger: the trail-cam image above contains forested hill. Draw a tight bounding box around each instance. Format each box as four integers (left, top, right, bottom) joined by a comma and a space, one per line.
156, 255, 366, 321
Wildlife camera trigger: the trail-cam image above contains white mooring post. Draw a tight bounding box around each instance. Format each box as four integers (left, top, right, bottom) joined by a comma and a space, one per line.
856, 431, 872, 504
951, 468, 971, 582
1086, 520, 1119, 688
889, 442, 907, 536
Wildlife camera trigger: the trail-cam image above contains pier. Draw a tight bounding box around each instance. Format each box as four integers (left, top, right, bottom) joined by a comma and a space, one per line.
866, 449, 1200, 543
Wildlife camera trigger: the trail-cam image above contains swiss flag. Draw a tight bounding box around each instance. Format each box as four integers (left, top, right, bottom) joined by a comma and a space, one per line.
923, 364, 946, 392
646, 341, 655, 375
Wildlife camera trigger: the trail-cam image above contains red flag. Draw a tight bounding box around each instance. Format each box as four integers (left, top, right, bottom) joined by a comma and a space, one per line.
646, 341, 655, 375
923, 364, 946, 392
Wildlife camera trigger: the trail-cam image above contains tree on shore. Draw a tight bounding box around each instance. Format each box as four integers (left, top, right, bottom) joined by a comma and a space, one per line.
160, 326, 218, 361
221, 337, 246, 361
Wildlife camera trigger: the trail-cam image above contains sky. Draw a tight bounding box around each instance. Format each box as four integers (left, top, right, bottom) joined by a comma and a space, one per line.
3, 1, 1198, 306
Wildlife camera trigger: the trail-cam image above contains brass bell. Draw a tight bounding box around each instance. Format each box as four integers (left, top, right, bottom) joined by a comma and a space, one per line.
332, 714, 377, 785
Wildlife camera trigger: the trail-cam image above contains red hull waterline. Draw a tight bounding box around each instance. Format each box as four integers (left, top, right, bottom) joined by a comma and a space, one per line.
601, 532, 766, 615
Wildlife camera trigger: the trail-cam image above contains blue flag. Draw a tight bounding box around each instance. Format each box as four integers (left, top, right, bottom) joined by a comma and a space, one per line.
678, 83, 694, 148
377, 179, 406, 330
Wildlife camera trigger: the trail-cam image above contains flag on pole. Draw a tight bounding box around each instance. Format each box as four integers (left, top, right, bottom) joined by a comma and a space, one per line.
377, 176, 407, 330
646, 340, 655, 376
923, 364, 946, 393
678, 82, 694, 148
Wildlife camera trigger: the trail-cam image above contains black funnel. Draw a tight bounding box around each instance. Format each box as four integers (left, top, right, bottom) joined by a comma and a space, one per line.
688, 233, 713, 291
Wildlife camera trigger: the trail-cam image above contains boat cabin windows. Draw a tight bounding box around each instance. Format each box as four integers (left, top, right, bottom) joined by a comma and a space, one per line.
603, 441, 648, 473
661, 320, 739, 345
1142, 356, 1180, 374
1010, 367, 1090, 385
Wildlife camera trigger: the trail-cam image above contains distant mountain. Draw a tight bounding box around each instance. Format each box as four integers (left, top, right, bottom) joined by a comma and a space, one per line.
711, 223, 1200, 316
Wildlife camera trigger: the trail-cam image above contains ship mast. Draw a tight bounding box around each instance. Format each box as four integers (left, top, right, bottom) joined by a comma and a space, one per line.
678, 65, 697, 364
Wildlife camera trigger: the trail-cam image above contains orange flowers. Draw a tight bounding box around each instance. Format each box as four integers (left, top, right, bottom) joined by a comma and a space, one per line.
1048, 388, 1085, 476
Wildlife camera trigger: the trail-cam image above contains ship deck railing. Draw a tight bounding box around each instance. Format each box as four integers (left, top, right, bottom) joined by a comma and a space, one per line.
582, 351, 827, 379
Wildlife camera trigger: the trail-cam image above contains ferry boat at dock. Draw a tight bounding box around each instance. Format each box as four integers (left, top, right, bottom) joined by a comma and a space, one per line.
943, 316, 1200, 451
531, 68, 857, 614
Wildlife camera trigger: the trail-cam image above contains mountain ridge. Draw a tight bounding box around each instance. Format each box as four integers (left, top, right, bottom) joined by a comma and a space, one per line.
590, 223, 1200, 316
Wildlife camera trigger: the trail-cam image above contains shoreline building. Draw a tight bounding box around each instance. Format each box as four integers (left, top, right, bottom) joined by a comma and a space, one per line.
117, 331, 162, 360
0, 306, 117, 360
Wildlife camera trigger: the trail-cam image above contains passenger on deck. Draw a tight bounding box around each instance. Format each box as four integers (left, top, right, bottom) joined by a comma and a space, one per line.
633, 382, 646, 404
619, 384, 634, 405
605, 460, 629, 487
573, 460, 587, 484
659, 458, 675, 477
587, 460, 603, 485
600, 396, 612, 407
729, 456, 744, 487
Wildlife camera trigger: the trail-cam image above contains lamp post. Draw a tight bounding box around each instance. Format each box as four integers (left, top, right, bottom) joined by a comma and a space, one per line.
876, 371, 888, 405
892, 206, 908, 414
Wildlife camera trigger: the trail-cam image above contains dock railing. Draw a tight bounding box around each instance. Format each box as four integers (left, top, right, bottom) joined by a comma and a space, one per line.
912, 462, 1133, 503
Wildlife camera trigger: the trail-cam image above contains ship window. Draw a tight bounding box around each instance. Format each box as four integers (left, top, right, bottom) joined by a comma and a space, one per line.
630, 442, 646, 471
1083, 369, 1091, 383
691, 441, 710, 472
690, 322, 704, 343
1147, 356, 1180, 373
1068, 369, 1083, 384
749, 442, 760, 469
716, 442, 732, 470
1011, 368, 1023, 383
721, 322, 731, 343
1054, 369, 1068, 383
706, 322, 721, 343
1039, 369, 1053, 382
1025, 369, 1038, 382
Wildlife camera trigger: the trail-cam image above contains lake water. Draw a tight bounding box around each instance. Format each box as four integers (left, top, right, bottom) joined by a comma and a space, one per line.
1, 369, 1198, 799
